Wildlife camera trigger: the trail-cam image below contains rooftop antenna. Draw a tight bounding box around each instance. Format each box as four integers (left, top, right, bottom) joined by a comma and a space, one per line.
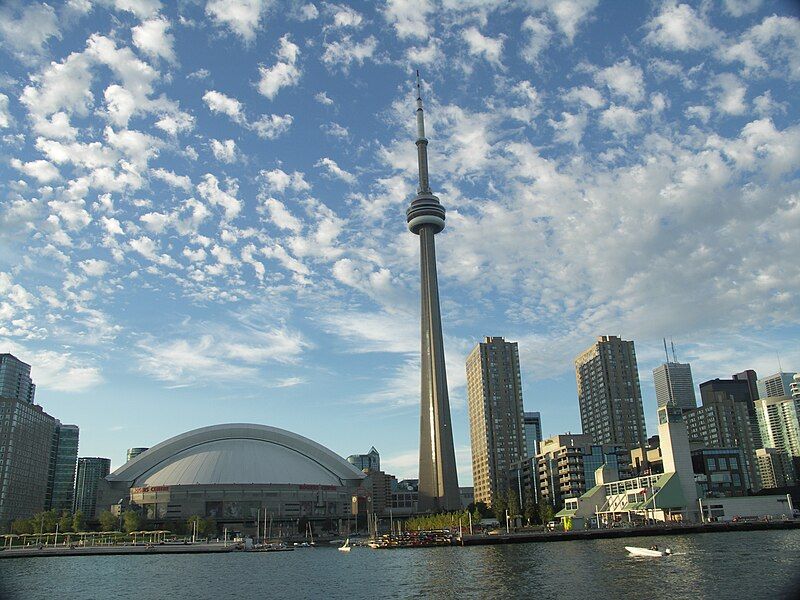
663, 338, 669, 363
670, 338, 677, 363
777, 352, 783, 372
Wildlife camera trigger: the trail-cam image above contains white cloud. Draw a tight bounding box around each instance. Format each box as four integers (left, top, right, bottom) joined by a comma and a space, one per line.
0, 2, 61, 59
151, 167, 192, 190
261, 197, 302, 232
315, 91, 334, 105
321, 122, 348, 138
202, 89, 244, 122
743, 15, 800, 80
722, 0, 762, 17
10, 159, 60, 183
137, 325, 308, 384
644, 3, 721, 51
97, 0, 162, 19
598, 104, 640, 136
154, 109, 195, 136
321, 35, 377, 69
0, 340, 103, 392
594, 59, 645, 104
132, 16, 176, 63
520, 16, 552, 66
462, 27, 504, 67
563, 85, 605, 109
210, 138, 237, 163
205, 0, 269, 42
0, 94, 11, 128
260, 168, 311, 193
140, 211, 172, 233
197, 173, 242, 220
538, 0, 599, 42
130, 236, 179, 267
406, 38, 443, 66
79, 258, 110, 277
31, 112, 78, 139
251, 113, 293, 139
384, 0, 432, 39
549, 112, 587, 147
315, 157, 355, 183
298, 3, 318, 20
709, 73, 747, 115
257, 35, 301, 99
326, 3, 363, 29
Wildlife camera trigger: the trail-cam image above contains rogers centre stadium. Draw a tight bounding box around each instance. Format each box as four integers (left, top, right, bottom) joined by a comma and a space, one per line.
97, 423, 365, 530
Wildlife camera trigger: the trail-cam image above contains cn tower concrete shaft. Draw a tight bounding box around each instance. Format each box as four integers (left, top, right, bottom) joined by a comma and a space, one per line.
406, 72, 460, 512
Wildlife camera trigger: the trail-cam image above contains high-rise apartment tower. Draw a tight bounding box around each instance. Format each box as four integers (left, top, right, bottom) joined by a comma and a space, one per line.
574, 336, 647, 450
466, 337, 527, 506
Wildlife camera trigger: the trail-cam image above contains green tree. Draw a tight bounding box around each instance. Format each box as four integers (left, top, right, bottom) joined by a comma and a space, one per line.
58, 511, 72, 533
201, 517, 217, 536
539, 502, 555, 525
98, 510, 118, 531
507, 489, 520, 520
122, 510, 141, 533
35, 510, 58, 533
524, 493, 537, 526
11, 519, 32, 535
492, 491, 507, 522
72, 510, 86, 532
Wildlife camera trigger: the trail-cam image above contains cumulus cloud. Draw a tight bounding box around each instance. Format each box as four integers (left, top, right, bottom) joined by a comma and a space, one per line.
384, 0, 433, 40
251, 113, 293, 139
709, 73, 747, 115
520, 16, 552, 66
0, 2, 61, 60
321, 35, 377, 69
645, 3, 721, 51
202, 89, 244, 122
197, 173, 242, 220
10, 158, 60, 183
132, 16, 176, 63
315, 157, 356, 183
210, 138, 237, 162
594, 59, 645, 104
257, 35, 301, 99
462, 27, 504, 67
205, 0, 269, 42
260, 168, 311, 193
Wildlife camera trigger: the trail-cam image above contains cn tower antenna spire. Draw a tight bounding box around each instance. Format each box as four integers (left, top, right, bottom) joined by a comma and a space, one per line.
415, 70, 430, 194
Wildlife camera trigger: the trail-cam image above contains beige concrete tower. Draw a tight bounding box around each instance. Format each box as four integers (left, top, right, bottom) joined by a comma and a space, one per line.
406, 72, 460, 512
466, 337, 527, 506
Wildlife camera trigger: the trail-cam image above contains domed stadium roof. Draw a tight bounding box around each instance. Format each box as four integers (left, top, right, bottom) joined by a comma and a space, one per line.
107, 424, 365, 487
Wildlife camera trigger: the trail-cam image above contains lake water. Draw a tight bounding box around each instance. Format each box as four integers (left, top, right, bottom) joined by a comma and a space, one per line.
1, 530, 799, 599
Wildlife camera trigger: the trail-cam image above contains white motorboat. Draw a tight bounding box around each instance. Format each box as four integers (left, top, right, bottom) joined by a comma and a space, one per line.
338, 538, 351, 553
625, 545, 671, 557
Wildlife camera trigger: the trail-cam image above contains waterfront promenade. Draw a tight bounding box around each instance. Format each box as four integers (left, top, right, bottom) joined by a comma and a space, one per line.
2, 519, 798, 559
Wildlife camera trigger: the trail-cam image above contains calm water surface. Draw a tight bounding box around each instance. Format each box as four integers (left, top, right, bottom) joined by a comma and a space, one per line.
1, 530, 799, 599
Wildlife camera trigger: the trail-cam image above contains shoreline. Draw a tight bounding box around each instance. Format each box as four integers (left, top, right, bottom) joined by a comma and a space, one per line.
1, 520, 798, 559
459, 519, 800, 546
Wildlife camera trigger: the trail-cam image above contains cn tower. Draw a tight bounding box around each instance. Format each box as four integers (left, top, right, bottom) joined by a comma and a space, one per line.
406, 72, 460, 512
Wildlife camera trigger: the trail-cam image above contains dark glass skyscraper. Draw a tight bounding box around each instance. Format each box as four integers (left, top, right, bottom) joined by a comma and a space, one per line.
74, 457, 111, 518
47, 424, 80, 513
406, 73, 460, 512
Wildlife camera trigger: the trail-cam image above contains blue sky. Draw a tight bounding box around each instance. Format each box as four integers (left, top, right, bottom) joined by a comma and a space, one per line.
1, 0, 798, 484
